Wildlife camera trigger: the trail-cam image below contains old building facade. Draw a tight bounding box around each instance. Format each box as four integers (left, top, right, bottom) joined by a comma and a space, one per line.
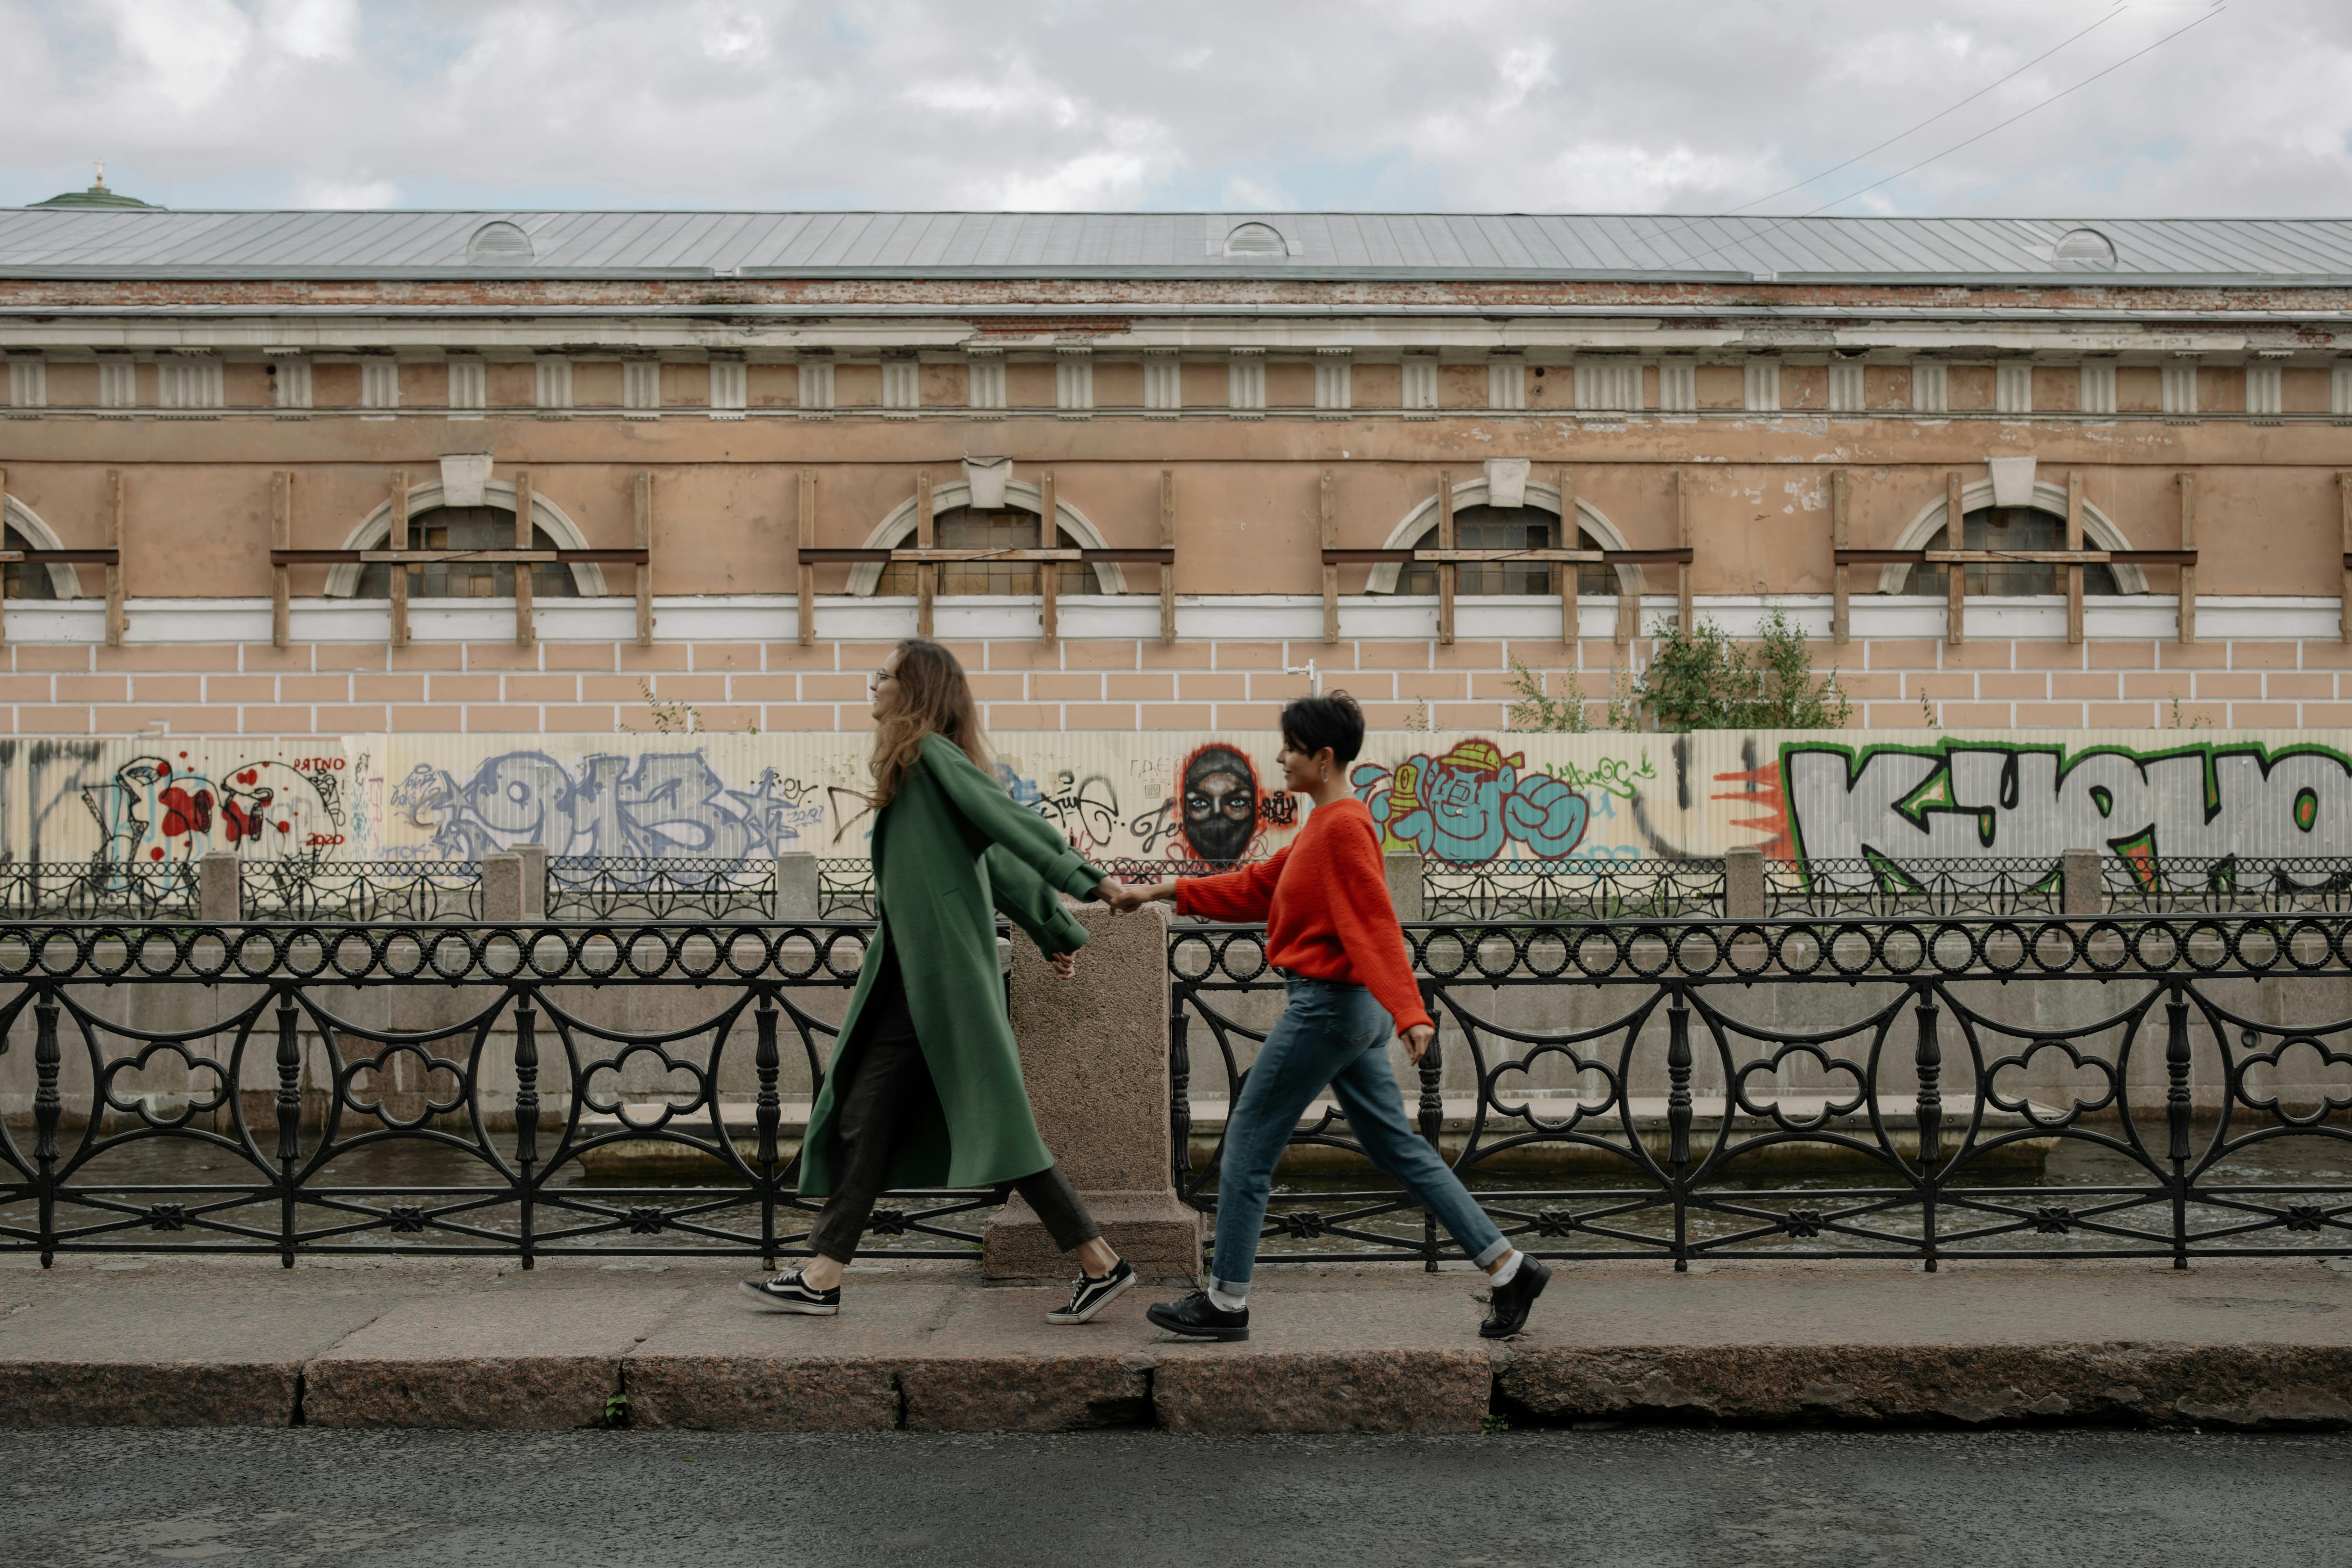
1, 206, 2350, 739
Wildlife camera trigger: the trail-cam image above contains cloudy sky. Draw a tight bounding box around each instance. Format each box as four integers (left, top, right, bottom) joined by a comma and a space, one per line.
0, 0, 2337, 216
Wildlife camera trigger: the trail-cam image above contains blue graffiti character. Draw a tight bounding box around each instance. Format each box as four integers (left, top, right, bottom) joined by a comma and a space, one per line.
1358, 739, 1589, 862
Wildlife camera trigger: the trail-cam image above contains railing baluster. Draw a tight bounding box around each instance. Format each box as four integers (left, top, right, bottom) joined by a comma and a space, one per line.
1666, 983, 1691, 1273
1912, 986, 1941, 1273
32, 990, 59, 1268
513, 991, 539, 1271
2166, 985, 2193, 1271
1417, 980, 1443, 1272
755, 990, 780, 1270
275, 989, 302, 1268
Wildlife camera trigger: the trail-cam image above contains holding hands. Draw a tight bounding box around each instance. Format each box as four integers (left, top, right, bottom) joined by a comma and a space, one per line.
1091, 877, 1175, 914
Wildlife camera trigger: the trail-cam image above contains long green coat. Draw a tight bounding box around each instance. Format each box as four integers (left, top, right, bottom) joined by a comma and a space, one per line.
798, 732, 1107, 1195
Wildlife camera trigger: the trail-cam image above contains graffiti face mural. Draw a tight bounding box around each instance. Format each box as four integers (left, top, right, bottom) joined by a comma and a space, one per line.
1353, 738, 1590, 862
1181, 745, 1260, 865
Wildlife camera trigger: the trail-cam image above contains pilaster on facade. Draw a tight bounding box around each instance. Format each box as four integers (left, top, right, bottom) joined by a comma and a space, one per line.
1742, 357, 1781, 414
968, 348, 1006, 417
1827, 359, 1865, 415
1228, 348, 1265, 419
2246, 360, 2284, 423
1911, 362, 1948, 415
1487, 355, 1525, 412
708, 359, 747, 420
535, 358, 573, 419
7, 358, 46, 413
2335, 360, 2352, 422
97, 358, 137, 416
447, 358, 487, 420
156, 354, 223, 417
1401, 355, 1438, 418
1995, 362, 2033, 419
1657, 358, 1696, 415
880, 357, 921, 419
1313, 348, 1351, 419
359, 359, 399, 419
1575, 358, 1639, 414
1054, 347, 1094, 420
2162, 360, 2200, 422
270, 355, 311, 416
798, 357, 835, 419
1141, 351, 1179, 418
2081, 361, 2117, 417
622, 361, 662, 419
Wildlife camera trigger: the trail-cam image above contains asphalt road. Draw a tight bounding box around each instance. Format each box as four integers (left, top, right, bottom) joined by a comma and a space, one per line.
3, 1426, 2346, 1568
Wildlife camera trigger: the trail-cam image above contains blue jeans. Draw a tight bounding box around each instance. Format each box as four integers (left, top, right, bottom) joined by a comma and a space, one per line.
1210, 975, 1509, 1297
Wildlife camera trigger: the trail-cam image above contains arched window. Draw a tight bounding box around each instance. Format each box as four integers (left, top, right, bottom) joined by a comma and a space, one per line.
1917, 505, 2119, 597
1392, 504, 1613, 596
353, 506, 580, 599
4, 525, 58, 600
876, 505, 1097, 596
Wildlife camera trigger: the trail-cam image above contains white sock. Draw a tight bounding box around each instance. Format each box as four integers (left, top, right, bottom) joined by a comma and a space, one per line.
1206, 1283, 1248, 1312
1488, 1251, 1523, 1287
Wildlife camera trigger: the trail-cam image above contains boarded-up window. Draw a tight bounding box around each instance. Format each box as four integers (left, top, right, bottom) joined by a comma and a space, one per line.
1913, 506, 2119, 597
1394, 505, 1612, 596
876, 507, 1098, 596
355, 506, 580, 599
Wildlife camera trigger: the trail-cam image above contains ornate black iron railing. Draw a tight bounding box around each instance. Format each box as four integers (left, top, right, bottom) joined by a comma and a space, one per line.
1168, 914, 2352, 1271
242, 859, 483, 923
1765, 857, 2062, 918
2104, 855, 2352, 914
1427, 858, 1726, 919
546, 857, 771, 922
0, 921, 998, 1266
0, 861, 200, 920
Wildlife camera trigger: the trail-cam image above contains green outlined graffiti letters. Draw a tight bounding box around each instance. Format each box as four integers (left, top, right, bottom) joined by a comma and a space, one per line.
1782, 739, 2352, 866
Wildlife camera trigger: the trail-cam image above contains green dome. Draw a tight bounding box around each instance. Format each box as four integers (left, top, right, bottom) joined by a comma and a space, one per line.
28, 169, 160, 210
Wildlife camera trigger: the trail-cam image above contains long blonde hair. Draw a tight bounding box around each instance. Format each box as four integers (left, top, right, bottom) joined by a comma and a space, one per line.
867, 638, 991, 809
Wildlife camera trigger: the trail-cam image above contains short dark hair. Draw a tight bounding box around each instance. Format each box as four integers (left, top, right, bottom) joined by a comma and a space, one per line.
1281, 689, 1365, 766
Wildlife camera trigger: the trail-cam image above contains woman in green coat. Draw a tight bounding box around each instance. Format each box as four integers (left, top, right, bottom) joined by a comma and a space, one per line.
743, 639, 1137, 1324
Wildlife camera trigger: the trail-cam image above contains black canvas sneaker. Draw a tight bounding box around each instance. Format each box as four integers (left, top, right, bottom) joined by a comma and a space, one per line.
739, 1268, 841, 1315
1145, 1290, 1250, 1342
1478, 1255, 1551, 1339
1046, 1258, 1136, 1324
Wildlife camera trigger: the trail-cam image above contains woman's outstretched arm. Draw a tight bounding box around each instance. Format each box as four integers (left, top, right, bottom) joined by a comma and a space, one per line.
985, 842, 1090, 958
1111, 846, 1290, 923
919, 733, 1113, 903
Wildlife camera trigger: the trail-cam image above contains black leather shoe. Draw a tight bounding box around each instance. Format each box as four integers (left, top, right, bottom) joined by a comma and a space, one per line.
1479, 1256, 1550, 1339
1145, 1290, 1250, 1341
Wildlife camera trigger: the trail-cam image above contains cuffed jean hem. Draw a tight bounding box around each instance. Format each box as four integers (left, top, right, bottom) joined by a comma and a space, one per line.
1472, 1237, 1513, 1269
1209, 1276, 1251, 1301
1209, 975, 1508, 1288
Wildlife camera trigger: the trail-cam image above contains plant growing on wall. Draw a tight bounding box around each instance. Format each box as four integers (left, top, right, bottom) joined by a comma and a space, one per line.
1504, 660, 1589, 732
1620, 609, 1850, 731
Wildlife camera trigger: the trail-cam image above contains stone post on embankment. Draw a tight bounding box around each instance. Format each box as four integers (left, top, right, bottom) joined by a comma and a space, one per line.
1385, 850, 1423, 922
983, 900, 1200, 1280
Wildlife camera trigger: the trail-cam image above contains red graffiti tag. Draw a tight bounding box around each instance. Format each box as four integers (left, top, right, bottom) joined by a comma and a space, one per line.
158, 786, 213, 839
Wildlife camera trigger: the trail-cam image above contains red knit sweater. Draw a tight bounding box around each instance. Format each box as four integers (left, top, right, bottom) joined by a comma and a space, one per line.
1175, 796, 1431, 1032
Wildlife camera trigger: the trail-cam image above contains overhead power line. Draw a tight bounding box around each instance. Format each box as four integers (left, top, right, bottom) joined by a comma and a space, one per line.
1660, 3, 2230, 274
1714, 3, 2132, 220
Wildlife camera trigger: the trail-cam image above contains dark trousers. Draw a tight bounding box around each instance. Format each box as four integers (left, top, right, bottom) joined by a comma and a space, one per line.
807, 954, 1101, 1264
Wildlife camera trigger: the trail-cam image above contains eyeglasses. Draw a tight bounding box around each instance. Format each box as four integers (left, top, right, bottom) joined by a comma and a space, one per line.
869, 666, 898, 691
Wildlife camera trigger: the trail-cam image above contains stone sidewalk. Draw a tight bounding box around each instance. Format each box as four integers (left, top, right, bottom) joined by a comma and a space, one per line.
2, 1253, 2349, 1434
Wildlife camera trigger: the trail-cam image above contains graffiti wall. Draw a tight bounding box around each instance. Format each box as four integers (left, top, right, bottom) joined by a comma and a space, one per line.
0, 730, 2347, 872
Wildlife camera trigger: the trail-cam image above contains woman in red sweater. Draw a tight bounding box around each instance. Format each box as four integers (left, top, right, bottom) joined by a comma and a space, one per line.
1111, 692, 1549, 1341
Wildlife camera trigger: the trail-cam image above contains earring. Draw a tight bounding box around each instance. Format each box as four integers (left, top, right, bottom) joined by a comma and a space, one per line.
1320, 766, 1329, 783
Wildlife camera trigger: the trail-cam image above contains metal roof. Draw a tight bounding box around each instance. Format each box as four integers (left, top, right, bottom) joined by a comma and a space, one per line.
1, 208, 2350, 284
